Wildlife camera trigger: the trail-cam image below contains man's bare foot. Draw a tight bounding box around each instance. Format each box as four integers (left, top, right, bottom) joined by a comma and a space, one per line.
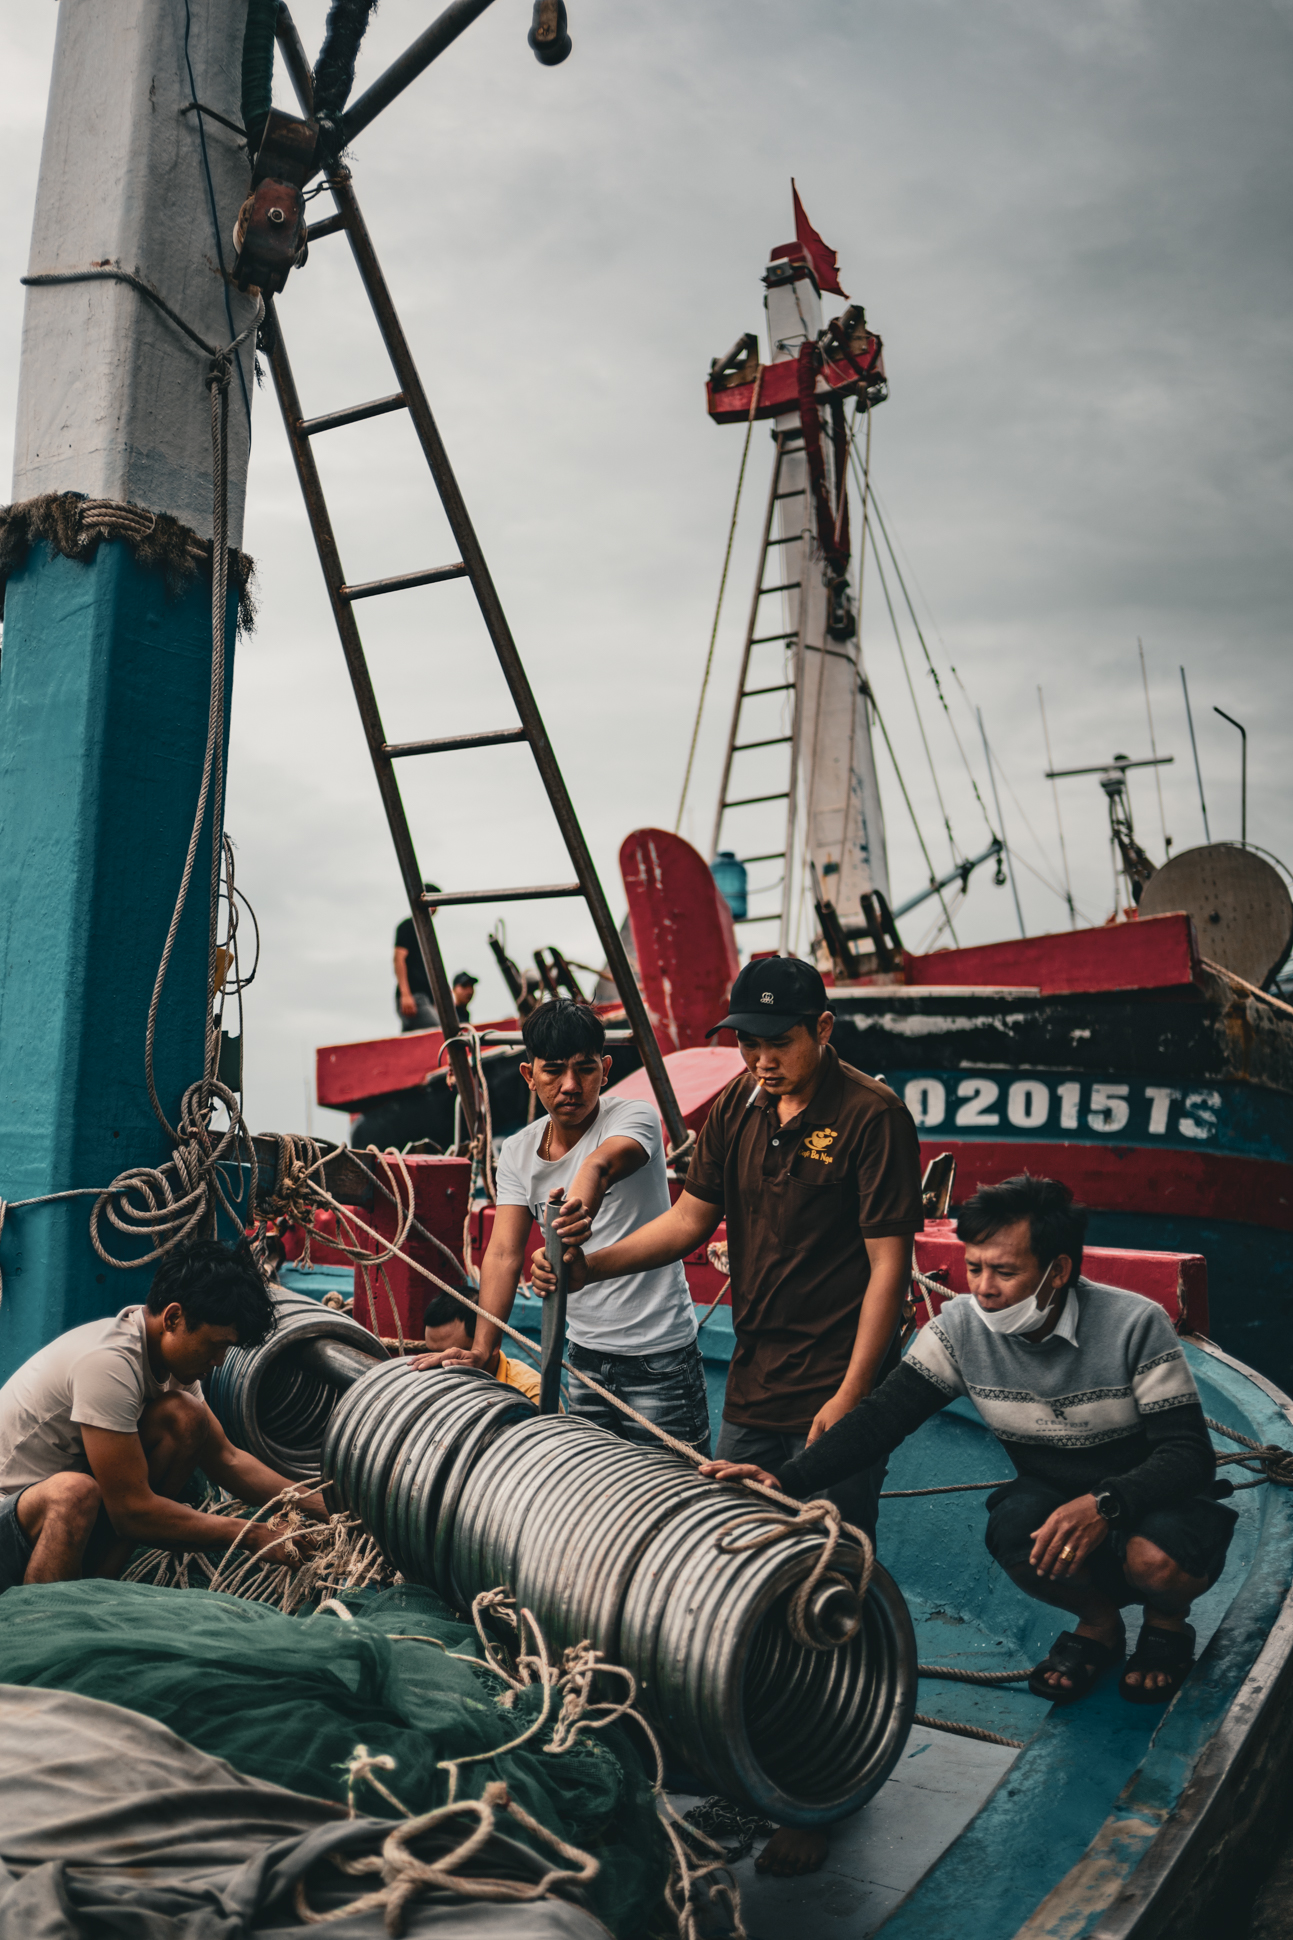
754, 1826, 829, 1876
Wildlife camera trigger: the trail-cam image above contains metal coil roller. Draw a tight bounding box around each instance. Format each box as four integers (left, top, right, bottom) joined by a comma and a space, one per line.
320, 1360, 536, 1583
204, 1286, 386, 1481
315, 1363, 917, 1824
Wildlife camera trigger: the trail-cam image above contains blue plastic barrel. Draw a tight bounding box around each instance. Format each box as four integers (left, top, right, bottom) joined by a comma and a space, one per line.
710, 851, 748, 920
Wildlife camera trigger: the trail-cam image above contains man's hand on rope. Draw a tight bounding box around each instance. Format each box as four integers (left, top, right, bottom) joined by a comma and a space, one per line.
238, 1518, 327, 1570
698, 1458, 782, 1491
1029, 1494, 1107, 1580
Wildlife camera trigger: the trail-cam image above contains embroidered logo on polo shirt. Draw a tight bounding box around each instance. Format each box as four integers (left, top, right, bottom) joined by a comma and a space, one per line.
802, 1127, 838, 1164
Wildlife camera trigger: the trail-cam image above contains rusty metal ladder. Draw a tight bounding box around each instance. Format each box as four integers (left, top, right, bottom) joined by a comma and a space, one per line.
266, 19, 685, 1149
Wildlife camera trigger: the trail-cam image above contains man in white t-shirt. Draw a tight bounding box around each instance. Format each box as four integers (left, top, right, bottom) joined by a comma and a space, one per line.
422, 999, 710, 1453
0, 1239, 327, 1594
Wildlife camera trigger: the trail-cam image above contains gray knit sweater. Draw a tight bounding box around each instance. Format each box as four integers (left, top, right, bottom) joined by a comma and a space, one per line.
777, 1278, 1215, 1521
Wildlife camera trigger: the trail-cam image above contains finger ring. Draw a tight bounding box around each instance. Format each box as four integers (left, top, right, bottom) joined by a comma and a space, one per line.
1059, 1545, 1074, 1559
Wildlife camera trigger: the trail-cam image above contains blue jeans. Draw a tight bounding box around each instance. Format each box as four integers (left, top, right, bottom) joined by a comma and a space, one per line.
714, 1419, 886, 1544
566, 1340, 712, 1458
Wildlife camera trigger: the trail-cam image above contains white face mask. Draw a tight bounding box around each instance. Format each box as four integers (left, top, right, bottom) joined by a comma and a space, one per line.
965, 1260, 1060, 1335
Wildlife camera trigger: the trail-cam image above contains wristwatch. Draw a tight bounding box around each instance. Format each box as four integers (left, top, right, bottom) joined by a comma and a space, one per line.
1094, 1489, 1122, 1524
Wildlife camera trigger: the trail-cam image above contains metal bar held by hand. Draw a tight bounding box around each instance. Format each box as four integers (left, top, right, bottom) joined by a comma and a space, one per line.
539, 1202, 569, 1415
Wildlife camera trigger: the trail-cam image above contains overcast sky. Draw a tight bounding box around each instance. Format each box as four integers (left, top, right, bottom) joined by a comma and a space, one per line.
3, 0, 1291, 1137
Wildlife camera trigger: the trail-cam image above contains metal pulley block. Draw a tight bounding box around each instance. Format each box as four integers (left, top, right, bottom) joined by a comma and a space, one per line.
232, 108, 319, 297
529, 0, 573, 65
232, 179, 308, 295
826, 572, 857, 642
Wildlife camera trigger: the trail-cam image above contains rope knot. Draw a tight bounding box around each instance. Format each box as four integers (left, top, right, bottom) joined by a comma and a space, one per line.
714, 1494, 873, 1650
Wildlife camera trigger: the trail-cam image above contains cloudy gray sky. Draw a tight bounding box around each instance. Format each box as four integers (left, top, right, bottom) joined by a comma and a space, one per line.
3, 0, 1291, 1138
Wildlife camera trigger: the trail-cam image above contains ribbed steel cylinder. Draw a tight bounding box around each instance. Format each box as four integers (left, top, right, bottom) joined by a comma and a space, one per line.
204, 1286, 385, 1480
449, 1413, 710, 1650
319, 1361, 535, 1578
319, 1365, 917, 1824
449, 1409, 916, 1824
619, 1486, 915, 1824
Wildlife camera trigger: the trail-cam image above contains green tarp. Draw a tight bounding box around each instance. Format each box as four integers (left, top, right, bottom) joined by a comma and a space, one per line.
0, 1581, 668, 1938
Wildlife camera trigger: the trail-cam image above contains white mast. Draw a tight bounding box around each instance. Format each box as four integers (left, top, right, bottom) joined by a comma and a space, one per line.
14, 0, 254, 539
762, 252, 889, 955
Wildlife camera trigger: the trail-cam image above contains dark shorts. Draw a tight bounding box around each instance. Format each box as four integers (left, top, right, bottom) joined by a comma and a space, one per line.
0, 1490, 33, 1595
715, 1419, 886, 1545
567, 1338, 712, 1458
985, 1477, 1238, 1606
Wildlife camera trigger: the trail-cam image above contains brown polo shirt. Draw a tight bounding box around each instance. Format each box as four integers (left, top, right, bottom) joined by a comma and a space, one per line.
685, 1044, 923, 1430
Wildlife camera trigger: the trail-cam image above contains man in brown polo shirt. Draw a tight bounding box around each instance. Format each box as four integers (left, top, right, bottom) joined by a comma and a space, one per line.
536, 955, 923, 1874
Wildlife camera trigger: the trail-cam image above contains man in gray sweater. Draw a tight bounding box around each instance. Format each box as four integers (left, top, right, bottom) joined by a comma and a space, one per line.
703, 1174, 1236, 1706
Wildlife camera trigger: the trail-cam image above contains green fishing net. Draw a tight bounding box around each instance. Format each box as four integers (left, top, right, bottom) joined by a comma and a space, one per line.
0, 1579, 669, 1937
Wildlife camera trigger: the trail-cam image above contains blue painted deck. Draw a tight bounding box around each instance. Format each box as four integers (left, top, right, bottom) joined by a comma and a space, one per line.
278, 1263, 1293, 1936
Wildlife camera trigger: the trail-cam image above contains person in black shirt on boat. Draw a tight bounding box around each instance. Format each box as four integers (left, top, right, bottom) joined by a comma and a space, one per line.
703, 1175, 1237, 1712
393, 887, 477, 1032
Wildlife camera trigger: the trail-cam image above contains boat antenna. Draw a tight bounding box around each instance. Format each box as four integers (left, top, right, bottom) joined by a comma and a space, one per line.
1180, 667, 1211, 842
1213, 706, 1247, 846
977, 708, 1026, 937
1138, 639, 1170, 856
1037, 687, 1076, 928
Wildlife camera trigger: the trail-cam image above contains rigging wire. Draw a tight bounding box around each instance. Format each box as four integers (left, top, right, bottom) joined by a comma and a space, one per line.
858, 472, 998, 845
977, 709, 1026, 938
867, 687, 960, 944
870, 541, 962, 870
676, 368, 763, 832
182, 0, 252, 434
1037, 686, 1077, 928
857, 467, 1091, 924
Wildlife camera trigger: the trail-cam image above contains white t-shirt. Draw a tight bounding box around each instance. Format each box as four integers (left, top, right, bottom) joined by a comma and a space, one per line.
0, 1307, 201, 1493
495, 1096, 697, 1355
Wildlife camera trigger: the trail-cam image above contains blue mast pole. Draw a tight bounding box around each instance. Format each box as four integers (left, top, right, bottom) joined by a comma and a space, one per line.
0, 0, 257, 1378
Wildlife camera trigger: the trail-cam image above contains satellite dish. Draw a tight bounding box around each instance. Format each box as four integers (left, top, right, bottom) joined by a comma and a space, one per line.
1138, 844, 1293, 987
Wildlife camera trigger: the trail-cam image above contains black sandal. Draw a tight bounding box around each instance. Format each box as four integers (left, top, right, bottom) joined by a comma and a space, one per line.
1119, 1622, 1195, 1706
1027, 1627, 1125, 1706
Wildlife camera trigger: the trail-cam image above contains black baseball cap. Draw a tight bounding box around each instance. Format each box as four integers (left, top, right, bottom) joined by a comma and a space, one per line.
452, 970, 478, 986
706, 956, 830, 1037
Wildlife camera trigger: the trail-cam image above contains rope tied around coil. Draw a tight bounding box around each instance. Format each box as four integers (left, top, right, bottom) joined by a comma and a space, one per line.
714, 1495, 872, 1649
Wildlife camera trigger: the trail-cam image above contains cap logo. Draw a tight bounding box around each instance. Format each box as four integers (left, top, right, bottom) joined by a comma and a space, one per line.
760, 990, 775, 1004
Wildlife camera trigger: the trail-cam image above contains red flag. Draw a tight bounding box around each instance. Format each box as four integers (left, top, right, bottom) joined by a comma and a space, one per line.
791, 180, 847, 298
